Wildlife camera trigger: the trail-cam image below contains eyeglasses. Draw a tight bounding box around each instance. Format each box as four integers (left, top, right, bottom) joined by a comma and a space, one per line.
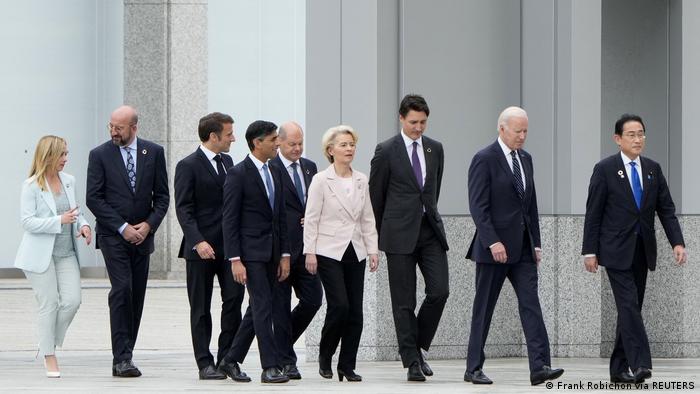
622, 132, 646, 140
108, 123, 135, 133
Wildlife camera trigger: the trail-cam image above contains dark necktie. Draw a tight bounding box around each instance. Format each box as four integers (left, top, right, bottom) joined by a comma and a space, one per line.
630, 161, 642, 209
125, 147, 136, 192
213, 154, 226, 184
411, 141, 423, 189
290, 162, 305, 206
262, 163, 275, 209
510, 150, 524, 199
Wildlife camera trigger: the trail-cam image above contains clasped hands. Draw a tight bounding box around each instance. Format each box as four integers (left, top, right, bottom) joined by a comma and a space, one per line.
122, 222, 151, 245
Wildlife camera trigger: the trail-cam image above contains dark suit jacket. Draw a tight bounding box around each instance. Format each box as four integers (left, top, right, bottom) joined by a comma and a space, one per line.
86, 138, 169, 255
466, 140, 540, 264
270, 156, 317, 261
174, 147, 233, 260
369, 134, 448, 254
222, 155, 289, 263
582, 153, 684, 271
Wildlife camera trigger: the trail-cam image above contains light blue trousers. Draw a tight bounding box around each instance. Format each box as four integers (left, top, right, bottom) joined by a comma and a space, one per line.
24, 255, 82, 356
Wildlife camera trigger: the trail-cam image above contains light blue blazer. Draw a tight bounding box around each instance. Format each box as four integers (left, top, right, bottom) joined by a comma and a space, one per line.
14, 172, 90, 273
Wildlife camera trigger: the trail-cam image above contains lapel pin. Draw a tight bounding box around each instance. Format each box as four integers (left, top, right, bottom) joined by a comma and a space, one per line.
142, 149, 147, 155
426, 147, 432, 153
617, 170, 624, 178
305, 169, 310, 175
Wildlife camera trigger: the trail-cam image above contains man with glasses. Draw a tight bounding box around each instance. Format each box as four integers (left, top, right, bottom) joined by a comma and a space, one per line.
582, 113, 687, 384
86, 105, 169, 377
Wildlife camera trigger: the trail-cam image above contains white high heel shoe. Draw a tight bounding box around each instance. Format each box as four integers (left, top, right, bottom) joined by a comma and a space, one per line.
44, 357, 61, 378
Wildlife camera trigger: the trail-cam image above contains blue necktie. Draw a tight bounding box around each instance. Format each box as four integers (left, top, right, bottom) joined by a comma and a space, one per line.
125, 147, 136, 192
629, 161, 642, 209
411, 141, 423, 189
262, 163, 275, 209
291, 162, 305, 206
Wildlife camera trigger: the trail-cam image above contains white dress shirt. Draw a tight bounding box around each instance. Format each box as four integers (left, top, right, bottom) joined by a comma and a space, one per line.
497, 136, 526, 191
118, 137, 139, 234
401, 130, 426, 186
278, 154, 306, 200
248, 154, 275, 198
199, 145, 226, 175
620, 152, 643, 191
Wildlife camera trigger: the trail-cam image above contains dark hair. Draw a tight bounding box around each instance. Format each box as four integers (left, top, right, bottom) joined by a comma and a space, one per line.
198, 112, 234, 142
614, 113, 645, 136
399, 94, 430, 117
245, 120, 278, 151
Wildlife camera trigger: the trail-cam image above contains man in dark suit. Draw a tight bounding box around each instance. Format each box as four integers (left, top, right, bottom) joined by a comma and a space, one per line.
174, 112, 247, 380
218, 120, 291, 384
582, 113, 686, 384
86, 105, 169, 377
465, 106, 563, 386
369, 94, 450, 382
269, 121, 322, 379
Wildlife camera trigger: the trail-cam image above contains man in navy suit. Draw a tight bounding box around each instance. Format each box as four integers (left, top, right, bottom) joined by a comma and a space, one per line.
369, 94, 450, 382
465, 106, 563, 386
86, 105, 169, 377
582, 113, 686, 384
174, 112, 247, 380
269, 121, 322, 379
218, 120, 291, 384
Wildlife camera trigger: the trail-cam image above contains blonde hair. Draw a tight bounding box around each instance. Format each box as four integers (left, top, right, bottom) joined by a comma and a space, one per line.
29, 135, 67, 192
321, 125, 358, 163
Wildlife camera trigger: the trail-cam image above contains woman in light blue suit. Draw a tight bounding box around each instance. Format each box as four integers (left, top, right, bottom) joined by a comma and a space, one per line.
14, 135, 92, 377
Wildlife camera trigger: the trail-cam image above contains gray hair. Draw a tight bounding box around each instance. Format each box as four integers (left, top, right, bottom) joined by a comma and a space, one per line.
321, 125, 358, 163
497, 106, 528, 130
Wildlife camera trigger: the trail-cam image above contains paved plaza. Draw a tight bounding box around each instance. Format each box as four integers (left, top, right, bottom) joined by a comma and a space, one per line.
1, 279, 697, 393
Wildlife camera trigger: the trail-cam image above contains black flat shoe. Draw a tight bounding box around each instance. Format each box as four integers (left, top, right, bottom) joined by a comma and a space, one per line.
611, 371, 635, 383
530, 365, 564, 386
217, 360, 251, 382
464, 369, 492, 384
337, 368, 362, 382
112, 360, 141, 378
319, 355, 332, 379
407, 361, 426, 382
199, 365, 226, 380
633, 367, 651, 383
261, 367, 289, 383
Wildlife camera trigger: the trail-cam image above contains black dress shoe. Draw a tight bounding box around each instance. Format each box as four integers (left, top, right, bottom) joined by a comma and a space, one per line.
282, 364, 302, 380
319, 355, 333, 379
632, 367, 651, 383
417, 351, 433, 376
112, 360, 142, 377
464, 369, 493, 384
407, 361, 426, 382
199, 365, 226, 380
217, 360, 251, 382
261, 367, 290, 383
530, 365, 564, 386
610, 371, 635, 383
337, 368, 362, 382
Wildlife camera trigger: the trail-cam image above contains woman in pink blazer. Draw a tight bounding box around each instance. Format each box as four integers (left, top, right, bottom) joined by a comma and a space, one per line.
303, 125, 378, 382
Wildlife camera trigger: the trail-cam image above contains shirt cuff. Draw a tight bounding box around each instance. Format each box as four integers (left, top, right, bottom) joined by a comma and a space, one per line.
583, 254, 596, 258
488, 242, 499, 249
118, 222, 128, 234
282, 253, 291, 258
534, 247, 542, 252
229, 257, 241, 262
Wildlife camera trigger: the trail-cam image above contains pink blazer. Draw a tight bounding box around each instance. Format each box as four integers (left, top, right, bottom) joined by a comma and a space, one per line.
303, 164, 378, 261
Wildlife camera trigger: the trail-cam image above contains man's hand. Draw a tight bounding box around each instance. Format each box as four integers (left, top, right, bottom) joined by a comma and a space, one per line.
305, 254, 317, 275
231, 259, 247, 284
535, 249, 542, 266
278, 256, 290, 282
77, 225, 92, 245
673, 245, 688, 266
368, 254, 379, 272
122, 224, 144, 244
490, 242, 507, 263
584, 256, 599, 273
132, 222, 151, 245
195, 241, 216, 260
300, 217, 304, 226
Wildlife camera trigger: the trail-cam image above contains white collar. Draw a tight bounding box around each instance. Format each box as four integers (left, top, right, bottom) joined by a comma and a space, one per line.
199, 144, 218, 161
497, 136, 517, 157
278, 154, 298, 169
620, 151, 641, 167
400, 130, 423, 147
248, 153, 268, 170
123, 136, 138, 152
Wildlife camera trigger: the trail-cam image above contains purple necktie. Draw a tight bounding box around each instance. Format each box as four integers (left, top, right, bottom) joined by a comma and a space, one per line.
411, 141, 423, 189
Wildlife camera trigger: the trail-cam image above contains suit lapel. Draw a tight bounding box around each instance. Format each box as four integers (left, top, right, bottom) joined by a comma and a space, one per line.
134, 141, 147, 193
196, 148, 223, 187
58, 173, 76, 208
110, 143, 133, 194
640, 156, 652, 209
40, 181, 57, 215
491, 141, 519, 195
394, 135, 421, 191
274, 156, 300, 204
422, 138, 434, 189
615, 155, 639, 209
301, 159, 314, 189
245, 156, 273, 213
326, 165, 356, 219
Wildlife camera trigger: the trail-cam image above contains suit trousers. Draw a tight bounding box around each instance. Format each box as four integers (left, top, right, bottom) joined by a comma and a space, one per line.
274, 253, 323, 365
317, 244, 366, 371
467, 234, 551, 373
386, 217, 450, 367
24, 255, 82, 356
186, 258, 245, 369
224, 259, 281, 370
606, 235, 651, 374
99, 234, 150, 364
